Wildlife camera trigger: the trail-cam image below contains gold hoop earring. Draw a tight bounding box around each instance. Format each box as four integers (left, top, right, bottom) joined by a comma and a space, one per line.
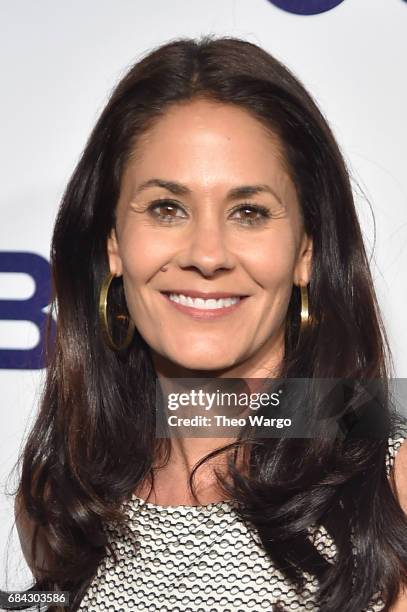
99, 272, 135, 351
299, 284, 311, 334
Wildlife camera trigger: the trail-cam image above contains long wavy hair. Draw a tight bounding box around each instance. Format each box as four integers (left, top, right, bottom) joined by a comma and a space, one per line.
10, 35, 407, 611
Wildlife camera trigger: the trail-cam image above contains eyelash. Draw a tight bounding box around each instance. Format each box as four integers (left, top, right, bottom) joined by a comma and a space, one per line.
147, 199, 273, 226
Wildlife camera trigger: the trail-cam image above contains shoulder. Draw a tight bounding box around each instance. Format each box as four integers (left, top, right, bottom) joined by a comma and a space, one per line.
14, 492, 36, 573
14, 492, 50, 578
386, 436, 407, 610
389, 436, 407, 513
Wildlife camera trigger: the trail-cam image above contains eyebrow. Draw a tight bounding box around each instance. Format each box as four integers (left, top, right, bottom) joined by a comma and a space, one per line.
133, 178, 282, 204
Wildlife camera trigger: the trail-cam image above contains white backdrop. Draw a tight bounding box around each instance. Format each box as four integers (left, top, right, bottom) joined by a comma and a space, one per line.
1, 0, 406, 592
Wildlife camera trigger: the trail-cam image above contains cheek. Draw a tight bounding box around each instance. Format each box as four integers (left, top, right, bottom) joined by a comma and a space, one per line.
119, 225, 172, 282
248, 231, 298, 289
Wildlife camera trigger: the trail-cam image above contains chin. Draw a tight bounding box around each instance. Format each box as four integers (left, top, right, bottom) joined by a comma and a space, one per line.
172, 354, 237, 374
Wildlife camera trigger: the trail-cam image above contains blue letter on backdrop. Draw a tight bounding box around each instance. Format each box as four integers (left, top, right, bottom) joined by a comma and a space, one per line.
0, 252, 55, 370
268, 0, 345, 15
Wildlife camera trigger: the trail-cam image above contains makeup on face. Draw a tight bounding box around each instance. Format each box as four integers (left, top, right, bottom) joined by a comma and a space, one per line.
107, 99, 312, 376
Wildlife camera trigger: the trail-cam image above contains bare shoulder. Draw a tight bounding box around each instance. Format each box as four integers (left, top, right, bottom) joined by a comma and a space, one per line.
388, 438, 407, 610
14, 492, 50, 577
391, 438, 407, 513
15, 491, 36, 573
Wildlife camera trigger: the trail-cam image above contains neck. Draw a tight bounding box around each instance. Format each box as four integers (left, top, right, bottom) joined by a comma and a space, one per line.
146, 333, 284, 502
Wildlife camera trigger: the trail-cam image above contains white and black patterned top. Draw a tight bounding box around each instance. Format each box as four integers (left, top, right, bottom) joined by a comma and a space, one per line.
77, 437, 406, 612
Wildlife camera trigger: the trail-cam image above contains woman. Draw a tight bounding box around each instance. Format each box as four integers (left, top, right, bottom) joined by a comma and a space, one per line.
12, 35, 407, 611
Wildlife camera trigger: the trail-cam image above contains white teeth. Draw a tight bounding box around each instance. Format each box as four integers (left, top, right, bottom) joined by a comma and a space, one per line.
168, 293, 240, 309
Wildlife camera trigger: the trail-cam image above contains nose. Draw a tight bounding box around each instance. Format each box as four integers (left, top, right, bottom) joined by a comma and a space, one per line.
174, 215, 236, 277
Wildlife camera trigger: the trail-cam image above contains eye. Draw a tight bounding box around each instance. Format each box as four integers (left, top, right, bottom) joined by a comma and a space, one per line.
230, 204, 272, 226
146, 199, 273, 226
147, 199, 187, 223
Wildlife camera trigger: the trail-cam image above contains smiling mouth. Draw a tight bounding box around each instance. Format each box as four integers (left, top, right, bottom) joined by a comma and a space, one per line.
166, 292, 242, 309
159, 291, 249, 318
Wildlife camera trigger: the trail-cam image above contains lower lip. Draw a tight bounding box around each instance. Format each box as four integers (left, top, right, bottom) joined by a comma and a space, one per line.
160, 293, 248, 320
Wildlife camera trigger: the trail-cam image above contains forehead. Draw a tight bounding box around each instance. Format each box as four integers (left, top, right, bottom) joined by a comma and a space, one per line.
121, 98, 293, 198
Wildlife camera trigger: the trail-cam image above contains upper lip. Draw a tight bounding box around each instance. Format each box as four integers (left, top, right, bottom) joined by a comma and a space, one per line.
160, 290, 248, 299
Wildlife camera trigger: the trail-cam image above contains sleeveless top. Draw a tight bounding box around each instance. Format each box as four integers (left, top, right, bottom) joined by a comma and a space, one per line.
77, 436, 406, 611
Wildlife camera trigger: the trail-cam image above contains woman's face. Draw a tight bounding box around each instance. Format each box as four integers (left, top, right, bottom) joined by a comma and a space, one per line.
107, 98, 312, 377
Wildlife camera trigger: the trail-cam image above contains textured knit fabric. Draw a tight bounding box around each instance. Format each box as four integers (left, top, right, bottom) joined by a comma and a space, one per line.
77, 436, 406, 612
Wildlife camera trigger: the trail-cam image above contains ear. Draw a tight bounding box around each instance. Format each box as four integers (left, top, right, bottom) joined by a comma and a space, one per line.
294, 233, 313, 286
107, 227, 123, 276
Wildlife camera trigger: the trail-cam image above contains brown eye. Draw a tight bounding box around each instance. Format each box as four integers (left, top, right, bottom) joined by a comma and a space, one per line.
239, 208, 260, 220
148, 200, 187, 222
231, 204, 272, 226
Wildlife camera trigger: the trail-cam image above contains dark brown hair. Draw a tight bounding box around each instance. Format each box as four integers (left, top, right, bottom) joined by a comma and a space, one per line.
9, 35, 407, 611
